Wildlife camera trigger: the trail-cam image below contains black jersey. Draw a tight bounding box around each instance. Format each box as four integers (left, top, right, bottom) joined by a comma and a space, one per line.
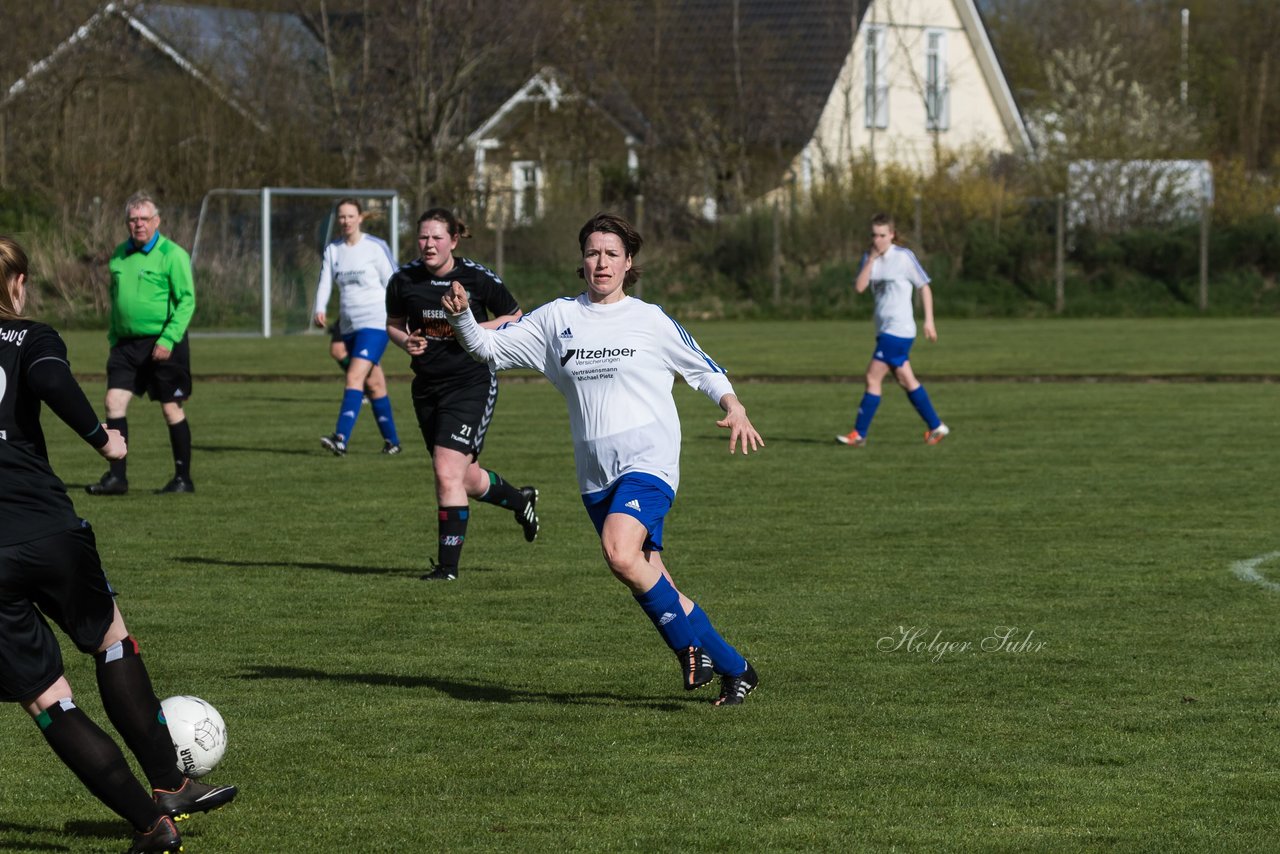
0, 321, 84, 545
386, 257, 520, 389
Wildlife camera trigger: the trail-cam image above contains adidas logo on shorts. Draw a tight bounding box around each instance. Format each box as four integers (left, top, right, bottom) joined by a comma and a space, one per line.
625, 499, 641, 511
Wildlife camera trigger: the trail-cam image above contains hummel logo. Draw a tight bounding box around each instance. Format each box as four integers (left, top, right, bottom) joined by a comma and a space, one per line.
625, 499, 641, 511
559, 327, 573, 339
658, 611, 677, 626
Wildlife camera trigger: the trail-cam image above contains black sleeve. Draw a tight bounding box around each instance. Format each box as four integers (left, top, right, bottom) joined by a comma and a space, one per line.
480, 270, 520, 318
25, 352, 108, 449
385, 274, 404, 318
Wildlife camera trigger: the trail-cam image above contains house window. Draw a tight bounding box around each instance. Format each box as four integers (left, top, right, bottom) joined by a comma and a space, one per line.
925, 29, 950, 131
511, 160, 542, 224
864, 26, 888, 129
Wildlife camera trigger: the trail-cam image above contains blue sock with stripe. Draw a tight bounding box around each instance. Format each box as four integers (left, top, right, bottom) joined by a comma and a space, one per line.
370, 395, 399, 445
334, 388, 364, 441
854, 393, 881, 436
907, 385, 941, 430
633, 575, 700, 651
687, 604, 747, 675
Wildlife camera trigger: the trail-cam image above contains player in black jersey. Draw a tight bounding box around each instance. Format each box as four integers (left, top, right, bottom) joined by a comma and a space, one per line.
386, 208, 539, 581
0, 237, 235, 853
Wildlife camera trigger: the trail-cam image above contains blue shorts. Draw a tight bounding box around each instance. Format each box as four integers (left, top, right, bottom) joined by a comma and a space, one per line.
872, 333, 915, 367
582, 473, 675, 552
342, 328, 390, 365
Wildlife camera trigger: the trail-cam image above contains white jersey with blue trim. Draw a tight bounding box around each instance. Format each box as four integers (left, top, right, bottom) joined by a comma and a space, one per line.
448, 293, 734, 496
314, 234, 397, 335
861, 244, 930, 338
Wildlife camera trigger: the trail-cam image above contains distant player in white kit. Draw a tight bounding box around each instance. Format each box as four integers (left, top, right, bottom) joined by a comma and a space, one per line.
313, 198, 402, 456
837, 213, 949, 447
441, 213, 764, 706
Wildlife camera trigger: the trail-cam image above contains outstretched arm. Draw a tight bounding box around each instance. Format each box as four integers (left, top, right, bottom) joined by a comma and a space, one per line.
26, 359, 126, 460
443, 283, 547, 372
716, 393, 764, 455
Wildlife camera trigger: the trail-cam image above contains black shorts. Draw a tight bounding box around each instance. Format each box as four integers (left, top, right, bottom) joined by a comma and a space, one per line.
107, 335, 193, 403
0, 524, 115, 702
328, 322, 344, 344
412, 374, 498, 458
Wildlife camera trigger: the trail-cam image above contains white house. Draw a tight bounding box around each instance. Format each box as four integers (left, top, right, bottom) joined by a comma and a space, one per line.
800, 0, 1031, 190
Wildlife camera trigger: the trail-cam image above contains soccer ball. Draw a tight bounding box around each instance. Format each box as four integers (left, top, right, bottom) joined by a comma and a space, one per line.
161, 695, 228, 778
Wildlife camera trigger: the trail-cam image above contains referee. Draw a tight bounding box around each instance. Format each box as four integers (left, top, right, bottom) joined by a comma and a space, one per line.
86, 192, 197, 496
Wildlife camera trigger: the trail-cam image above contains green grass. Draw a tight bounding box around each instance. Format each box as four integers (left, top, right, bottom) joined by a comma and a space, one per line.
2, 321, 1278, 851
56, 316, 1280, 380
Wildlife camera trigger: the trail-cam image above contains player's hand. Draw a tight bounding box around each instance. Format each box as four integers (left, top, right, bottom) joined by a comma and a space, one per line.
716, 400, 764, 455
441, 282, 470, 315
98, 427, 127, 461
151, 344, 171, 361
923, 320, 937, 342
403, 332, 427, 356
314, 311, 327, 329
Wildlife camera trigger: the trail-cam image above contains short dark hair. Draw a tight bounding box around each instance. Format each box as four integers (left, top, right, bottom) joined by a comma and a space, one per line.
336, 198, 363, 214
417, 207, 470, 239
870, 212, 896, 231
577, 212, 643, 287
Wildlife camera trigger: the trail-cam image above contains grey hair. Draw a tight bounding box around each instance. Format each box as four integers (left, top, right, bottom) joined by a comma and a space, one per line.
124, 191, 159, 217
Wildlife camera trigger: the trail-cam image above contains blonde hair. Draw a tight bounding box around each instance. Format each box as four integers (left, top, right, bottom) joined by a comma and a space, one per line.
0, 235, 30, 320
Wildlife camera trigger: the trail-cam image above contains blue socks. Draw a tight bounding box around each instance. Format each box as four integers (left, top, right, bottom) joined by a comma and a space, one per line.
371, 396, 399, 445
858, 387, 942, 434
334, 388, 364, 442
854, 393, 881, 436
687, 604, 746, 675
907, 385, 941, 430
633, 575, 699, 651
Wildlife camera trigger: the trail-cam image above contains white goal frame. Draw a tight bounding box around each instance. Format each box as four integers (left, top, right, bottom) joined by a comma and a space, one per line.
191, 187, 401, 337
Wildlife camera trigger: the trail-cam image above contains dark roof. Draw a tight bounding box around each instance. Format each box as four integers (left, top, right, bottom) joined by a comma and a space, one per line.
460, 0, 859, 168
626, 0, 859, 150
131, 2, 325, 124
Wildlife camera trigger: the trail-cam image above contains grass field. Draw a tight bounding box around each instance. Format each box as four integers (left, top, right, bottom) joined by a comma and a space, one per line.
2, 320, 1278, 852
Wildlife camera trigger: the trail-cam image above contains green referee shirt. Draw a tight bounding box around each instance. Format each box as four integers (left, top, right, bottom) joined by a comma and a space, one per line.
107, 233, 196, 350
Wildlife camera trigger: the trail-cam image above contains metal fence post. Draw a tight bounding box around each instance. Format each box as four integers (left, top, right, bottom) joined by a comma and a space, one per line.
1199, 195, 1210, 312
494, 197, 505, 280
914, 195, 923, 250
1055, 193, 1065, 315
772, 199, 782, 304
261, 188, 272, 337
634, 194, 645, 299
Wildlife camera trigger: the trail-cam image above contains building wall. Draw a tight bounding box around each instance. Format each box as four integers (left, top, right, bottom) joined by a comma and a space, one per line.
803, 0, 1018, 179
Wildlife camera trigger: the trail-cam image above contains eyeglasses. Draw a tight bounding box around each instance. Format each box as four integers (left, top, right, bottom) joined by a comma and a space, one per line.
127, 216, 156, 225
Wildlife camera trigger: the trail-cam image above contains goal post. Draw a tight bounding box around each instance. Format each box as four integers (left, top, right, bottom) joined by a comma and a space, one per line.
191, 187, 401, 337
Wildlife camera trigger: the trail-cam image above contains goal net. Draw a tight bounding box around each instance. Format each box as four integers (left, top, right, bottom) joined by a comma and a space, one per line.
190, 188, 402, 336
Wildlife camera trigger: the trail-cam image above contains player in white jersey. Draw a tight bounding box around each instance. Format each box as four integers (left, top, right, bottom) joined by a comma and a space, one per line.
442, 213, 764, 706
837, 213, 950, 447
312, 199, 402, 455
